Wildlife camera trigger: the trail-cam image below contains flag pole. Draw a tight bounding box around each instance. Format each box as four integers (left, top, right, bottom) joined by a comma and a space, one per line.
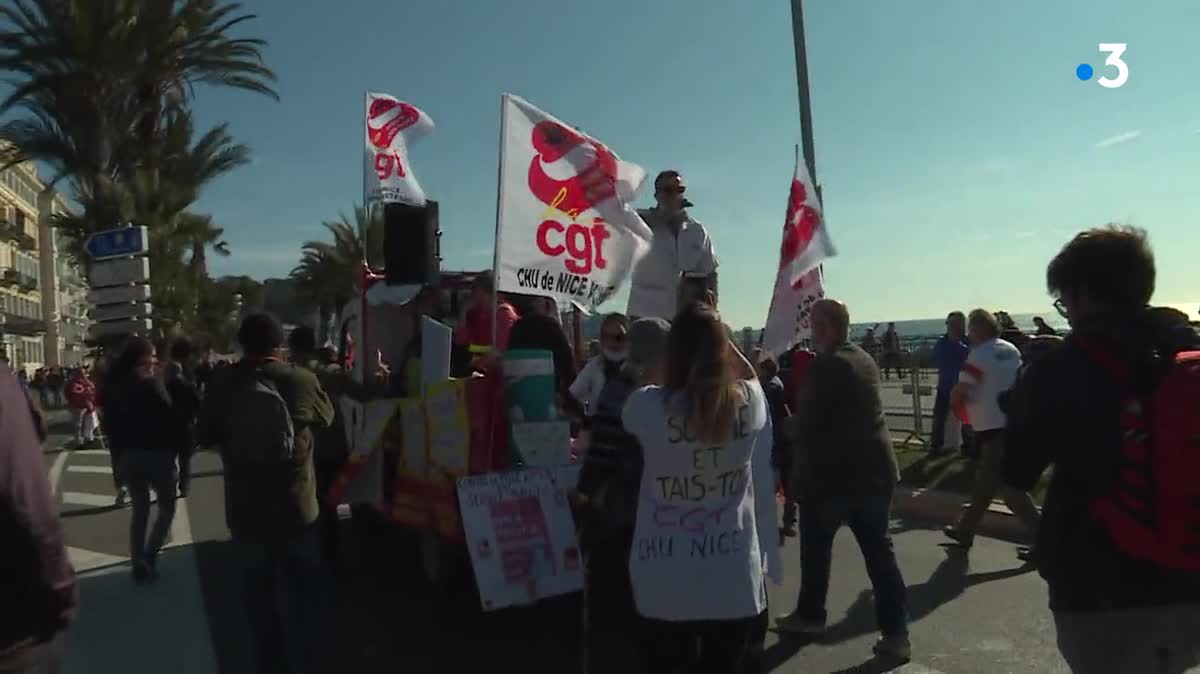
790, 0, 819, 193
490, 95, 508, 350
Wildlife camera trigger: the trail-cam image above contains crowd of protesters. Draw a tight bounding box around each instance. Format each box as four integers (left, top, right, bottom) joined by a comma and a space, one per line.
2, 215, 1198, 674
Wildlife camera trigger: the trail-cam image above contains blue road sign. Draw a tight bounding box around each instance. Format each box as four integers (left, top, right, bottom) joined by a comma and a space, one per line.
84, 226, 149, 260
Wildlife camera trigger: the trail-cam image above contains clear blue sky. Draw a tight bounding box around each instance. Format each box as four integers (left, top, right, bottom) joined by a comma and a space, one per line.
192, 0, 1200, 327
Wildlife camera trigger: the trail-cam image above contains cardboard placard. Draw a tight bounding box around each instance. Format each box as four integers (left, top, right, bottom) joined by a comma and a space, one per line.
425, 379, 470, 475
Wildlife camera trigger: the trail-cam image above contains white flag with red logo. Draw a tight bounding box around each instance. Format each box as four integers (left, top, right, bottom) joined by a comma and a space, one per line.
762, 151, 835, 357
364, 92, 434, 205
494, 94, 652, 309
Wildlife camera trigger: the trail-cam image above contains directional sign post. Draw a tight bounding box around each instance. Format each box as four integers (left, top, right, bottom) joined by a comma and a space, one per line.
86, 225, 153, 341
84, 226, 149, 261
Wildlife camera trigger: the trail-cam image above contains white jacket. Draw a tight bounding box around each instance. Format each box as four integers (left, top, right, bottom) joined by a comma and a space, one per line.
626, 208, 718, 320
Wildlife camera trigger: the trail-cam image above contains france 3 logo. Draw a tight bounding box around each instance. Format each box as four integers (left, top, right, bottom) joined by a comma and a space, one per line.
1076, 44, 1128, 88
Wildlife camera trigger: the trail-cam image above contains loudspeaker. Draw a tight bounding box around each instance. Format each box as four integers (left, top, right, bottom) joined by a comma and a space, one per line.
382, 200, 440, 286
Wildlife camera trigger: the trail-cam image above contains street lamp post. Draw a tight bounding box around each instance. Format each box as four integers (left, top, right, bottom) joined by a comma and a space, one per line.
790, 0, 819, 191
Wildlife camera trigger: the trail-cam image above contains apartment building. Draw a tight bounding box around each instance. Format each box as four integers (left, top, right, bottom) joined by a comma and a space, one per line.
0, 150, 84, 371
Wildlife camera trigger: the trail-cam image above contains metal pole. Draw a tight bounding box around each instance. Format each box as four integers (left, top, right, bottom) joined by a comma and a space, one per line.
790, 0, 818, 189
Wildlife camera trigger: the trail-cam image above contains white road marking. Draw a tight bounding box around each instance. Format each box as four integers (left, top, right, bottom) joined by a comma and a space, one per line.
49, 451, 70, 495
71, 449, 110, 457
67, 546, 127, 572
62, 491, 117, 508
67, 464, 113, 475
167, 496, 193, 547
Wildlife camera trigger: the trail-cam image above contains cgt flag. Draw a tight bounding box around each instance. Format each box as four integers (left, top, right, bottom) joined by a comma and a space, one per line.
364, 92, 434, 205
761, 150, 835, 357
495, 94, 652, 310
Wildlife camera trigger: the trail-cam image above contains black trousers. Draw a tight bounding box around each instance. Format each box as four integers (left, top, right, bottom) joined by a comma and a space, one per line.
314, 458, 344, 571
582, 528, 639, 673
638, 610, 768, 674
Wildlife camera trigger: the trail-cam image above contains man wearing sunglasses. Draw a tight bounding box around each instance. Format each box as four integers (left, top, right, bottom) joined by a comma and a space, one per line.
626, 170, 719, 321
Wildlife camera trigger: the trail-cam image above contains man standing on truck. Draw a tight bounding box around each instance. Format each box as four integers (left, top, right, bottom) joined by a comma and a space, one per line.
453, 271, 519, 369
626, 170, 719, 321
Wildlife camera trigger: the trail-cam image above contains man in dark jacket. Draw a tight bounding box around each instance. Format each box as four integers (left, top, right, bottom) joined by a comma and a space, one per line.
199, 314, 334, 674
776, 299, 909, 663
164, 338, 200, 497
1003, 226, 1200, 672
0, 361, 77, 671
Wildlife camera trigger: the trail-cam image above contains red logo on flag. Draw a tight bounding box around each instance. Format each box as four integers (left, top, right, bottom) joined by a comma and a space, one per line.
367, 99, 420, 149
527, 121, 618, 217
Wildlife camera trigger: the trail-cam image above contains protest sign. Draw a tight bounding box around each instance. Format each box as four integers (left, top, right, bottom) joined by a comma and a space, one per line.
494, 94, 652, 309
364, 92, 433, 205
458, 467, 583, 610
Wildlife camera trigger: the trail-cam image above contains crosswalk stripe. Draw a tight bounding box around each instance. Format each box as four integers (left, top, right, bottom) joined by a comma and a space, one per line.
71, 449, 110, 457
62, 491, 116, 507
167, 497, 193, 547
67, 546, 127, 572
67, 465, 113, 475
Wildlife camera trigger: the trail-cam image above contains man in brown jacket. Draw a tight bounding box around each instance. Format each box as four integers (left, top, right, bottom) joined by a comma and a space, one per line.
774, 299, 911, 663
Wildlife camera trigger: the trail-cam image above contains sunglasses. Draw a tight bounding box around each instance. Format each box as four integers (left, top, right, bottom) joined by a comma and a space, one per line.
658, 186, 686, 195
1053, 298, 1069, 319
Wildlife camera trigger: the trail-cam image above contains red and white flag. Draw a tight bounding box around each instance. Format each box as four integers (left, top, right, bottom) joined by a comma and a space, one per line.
494, 94, 652, 309
364, 92, 434, 205
761, 151, 836, 357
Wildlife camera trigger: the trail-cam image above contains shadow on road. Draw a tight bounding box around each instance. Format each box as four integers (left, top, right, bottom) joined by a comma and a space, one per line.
189, 518, 590, 674
823, 548, 1033, 646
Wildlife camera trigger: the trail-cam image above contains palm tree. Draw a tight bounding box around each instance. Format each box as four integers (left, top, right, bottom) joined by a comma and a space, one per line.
289, 205, 384, 340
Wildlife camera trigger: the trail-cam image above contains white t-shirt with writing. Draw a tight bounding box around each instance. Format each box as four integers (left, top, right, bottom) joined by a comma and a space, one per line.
621, 379, 780, 622
958, 337, 1022, 432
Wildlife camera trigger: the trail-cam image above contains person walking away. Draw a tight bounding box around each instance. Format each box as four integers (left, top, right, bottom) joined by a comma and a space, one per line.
626, 170, 719, 321
287, 325, 376, 574
929, 312, 970, 456
163, 338, 201, 498
775, 299, 910, 661
880, 322, 905, 380
65, 367, 99, 449
198, 314, 334, 674
101, 337, 186, 584
46, 369, 64, 409
570, 313, 630, 414
751, 349, 795, 540
1032, 316, 1058, 336
575, 317, 665, 673
859, 326, 881, 365
942, 310, 1040, 554
1002, 226, 1200, 672
622, 303, 777, 673
0, 360, 78, 674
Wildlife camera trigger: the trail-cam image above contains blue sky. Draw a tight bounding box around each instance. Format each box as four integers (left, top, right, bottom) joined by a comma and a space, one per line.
192, 0, 1200, 327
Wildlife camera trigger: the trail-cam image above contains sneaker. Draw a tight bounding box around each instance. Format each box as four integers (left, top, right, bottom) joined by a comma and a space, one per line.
774, 612, 826, 636
114, 489, 129, 507
942, 525, 973, 549
873, 634, 912, 661
1016, 546, 1038, 565
781, 523, 797, 538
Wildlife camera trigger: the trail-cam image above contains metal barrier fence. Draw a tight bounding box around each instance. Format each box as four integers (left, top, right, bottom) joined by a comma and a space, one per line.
880, 366, 937, 449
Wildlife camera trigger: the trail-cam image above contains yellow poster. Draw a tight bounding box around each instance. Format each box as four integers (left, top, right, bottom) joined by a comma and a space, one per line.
424, 379, 471, 476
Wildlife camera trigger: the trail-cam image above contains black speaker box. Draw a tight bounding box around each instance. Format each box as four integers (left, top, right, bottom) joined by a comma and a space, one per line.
382, 200, 440, 286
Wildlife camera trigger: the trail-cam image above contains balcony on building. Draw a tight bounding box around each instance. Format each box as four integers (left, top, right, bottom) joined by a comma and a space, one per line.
0, 219, 18, 243
18, 272, 37, 291
0, 268, 17, 287
0, 312, 46, 336
17, 231, 36, 251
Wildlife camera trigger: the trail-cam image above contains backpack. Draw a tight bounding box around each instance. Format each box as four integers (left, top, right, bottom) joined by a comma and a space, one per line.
1074, 336, 1200, 571
224, 368, 295, 464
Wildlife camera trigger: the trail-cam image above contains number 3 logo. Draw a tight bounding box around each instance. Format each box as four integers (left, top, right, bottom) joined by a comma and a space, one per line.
1097, 43, 1129, 89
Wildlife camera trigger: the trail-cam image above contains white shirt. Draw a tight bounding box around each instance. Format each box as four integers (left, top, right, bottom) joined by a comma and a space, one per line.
569, 356, 608, 411
622, 379, 780, 622
626, 208, 718, 320
958, 337, 1022, 432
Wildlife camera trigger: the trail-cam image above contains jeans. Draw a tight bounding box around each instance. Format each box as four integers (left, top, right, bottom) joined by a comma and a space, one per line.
0, 634, 62, 674
1055, 604, 1200, 673
930, 388, 958, 451
122, 450, 177, 563
952, 430, 1040, 544
796, 484, 908, 637
638, 611, 767, 674
236, 525, 327, 674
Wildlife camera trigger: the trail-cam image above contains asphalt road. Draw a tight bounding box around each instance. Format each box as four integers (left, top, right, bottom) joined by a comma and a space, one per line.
42, 402, 1069, 674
